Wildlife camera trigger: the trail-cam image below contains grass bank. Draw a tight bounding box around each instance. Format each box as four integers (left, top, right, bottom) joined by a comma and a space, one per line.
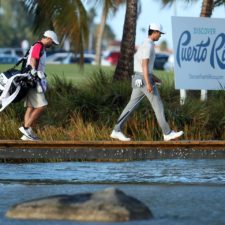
0, 64, 224, 141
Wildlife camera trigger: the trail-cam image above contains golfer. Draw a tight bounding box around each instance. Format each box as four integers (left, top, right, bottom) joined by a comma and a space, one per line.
110, 23, 183, 141
19, 30, 59, 141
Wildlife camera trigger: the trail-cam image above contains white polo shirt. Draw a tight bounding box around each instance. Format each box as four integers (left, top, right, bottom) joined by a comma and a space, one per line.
134, 38, 155, 74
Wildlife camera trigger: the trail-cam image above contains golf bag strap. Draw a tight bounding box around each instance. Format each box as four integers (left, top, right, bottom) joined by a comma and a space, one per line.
11, 41, 44, 72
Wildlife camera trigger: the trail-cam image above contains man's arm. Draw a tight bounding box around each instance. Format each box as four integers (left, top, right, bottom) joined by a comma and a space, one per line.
29, 42, 43, 70
142, 58, 153, 93
30, 58, 39, 70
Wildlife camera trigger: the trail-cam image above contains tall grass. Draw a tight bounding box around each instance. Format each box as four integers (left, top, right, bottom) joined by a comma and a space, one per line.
0, 69, 224, 141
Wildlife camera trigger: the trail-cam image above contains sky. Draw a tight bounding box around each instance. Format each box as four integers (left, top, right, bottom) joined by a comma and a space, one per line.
93, 0, 225, 49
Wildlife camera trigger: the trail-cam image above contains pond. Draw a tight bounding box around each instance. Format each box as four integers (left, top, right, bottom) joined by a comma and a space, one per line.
1, 159, 225, 225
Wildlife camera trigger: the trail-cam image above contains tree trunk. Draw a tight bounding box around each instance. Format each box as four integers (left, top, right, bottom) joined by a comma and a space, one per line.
95, 7, 107, 65
113, 0, 137, 80
200, 0, 214, 17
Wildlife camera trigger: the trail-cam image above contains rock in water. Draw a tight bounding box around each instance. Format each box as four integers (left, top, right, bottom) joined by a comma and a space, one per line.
6, 187, 153, 222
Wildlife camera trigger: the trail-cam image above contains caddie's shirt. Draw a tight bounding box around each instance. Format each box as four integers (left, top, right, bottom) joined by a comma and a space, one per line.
27, 42, 46, 72
134, 38, 155, 74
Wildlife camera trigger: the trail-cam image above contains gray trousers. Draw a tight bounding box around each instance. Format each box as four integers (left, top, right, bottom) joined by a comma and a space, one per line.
114, 84, 171, 135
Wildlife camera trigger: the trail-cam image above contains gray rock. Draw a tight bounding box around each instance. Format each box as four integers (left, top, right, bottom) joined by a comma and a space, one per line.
6, 187, 153, 222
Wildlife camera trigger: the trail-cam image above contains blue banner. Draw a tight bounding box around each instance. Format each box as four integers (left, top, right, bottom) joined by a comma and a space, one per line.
172, 16, 225, 90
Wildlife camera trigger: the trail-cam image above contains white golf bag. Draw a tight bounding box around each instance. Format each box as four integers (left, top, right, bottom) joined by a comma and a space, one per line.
0, 69, 36, 112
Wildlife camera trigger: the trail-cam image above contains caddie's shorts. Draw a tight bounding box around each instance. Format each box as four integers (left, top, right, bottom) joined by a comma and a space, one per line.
24, 88, 48, 108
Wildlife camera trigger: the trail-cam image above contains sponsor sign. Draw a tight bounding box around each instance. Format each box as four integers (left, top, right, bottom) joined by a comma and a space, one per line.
172, 16, 225, 90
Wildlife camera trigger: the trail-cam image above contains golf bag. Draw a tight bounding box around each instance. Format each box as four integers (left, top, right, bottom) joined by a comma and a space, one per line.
0, 42, 44, 112
0, 68, 36, 112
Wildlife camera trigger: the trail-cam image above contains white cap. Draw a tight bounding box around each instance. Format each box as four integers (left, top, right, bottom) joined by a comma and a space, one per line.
43, 30, 59, 45
149, 23, 165, 34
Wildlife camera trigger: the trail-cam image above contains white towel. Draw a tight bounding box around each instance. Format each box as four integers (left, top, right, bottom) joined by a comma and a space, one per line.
0, 73, 28, 112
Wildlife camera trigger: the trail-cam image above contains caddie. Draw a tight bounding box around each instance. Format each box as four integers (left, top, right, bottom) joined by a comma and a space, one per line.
19, 30, 59, 141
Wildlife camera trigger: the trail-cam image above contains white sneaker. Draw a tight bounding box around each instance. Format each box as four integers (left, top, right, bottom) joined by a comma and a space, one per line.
27, 127, 39, 140
163, 130, 184, 141
20, 135, 36, 141
110, 130, 131, 141
19, 127, 40, 140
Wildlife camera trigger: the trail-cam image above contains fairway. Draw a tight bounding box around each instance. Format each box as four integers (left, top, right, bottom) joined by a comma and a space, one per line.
45, 64, 115, 84
0, 64, 174, 86
0, 64, 115, 85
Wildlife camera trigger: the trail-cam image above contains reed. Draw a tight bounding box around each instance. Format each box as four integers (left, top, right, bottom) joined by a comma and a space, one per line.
0, 69, 224, 141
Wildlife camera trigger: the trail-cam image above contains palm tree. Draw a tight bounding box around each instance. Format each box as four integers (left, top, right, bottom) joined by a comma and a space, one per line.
200, 0, 214, 16
214, 0, 225, 6
94, 0, 124, 65
87, 7, 97, 52
24, 0, 89, 61
24, 0, 125, 65
113, 0, 137, 80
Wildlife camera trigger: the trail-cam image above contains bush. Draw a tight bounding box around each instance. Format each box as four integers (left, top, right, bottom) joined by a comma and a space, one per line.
0, 69, 224, 140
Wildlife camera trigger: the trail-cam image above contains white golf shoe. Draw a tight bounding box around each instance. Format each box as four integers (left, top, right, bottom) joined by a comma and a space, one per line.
19, 127, 40, 140
110, 130, 131, 141
20, 135, 36, 141
163, 130, 184, 141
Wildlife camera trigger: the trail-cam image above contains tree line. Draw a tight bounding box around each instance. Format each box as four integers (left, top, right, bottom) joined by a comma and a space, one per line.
0, 0, 225, 80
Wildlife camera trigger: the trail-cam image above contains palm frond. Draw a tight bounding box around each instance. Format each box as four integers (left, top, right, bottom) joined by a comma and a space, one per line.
214, 0, 225, 7
24, 0, 89, 55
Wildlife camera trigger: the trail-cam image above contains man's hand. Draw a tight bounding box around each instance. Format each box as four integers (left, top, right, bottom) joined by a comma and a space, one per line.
30, 69, 45, 79
142, 59, 154, 93
30, 69, 38, 77
146, 83, 154, 94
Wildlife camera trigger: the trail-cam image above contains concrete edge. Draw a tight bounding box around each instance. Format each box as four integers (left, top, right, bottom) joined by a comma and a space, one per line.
0, 140, 225, 148
0, 140, 225, 161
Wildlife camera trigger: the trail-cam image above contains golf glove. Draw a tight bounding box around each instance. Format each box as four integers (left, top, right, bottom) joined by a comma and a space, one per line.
30, 69, 45, 80
135, 79, 143, 88
30, 69, 38, 77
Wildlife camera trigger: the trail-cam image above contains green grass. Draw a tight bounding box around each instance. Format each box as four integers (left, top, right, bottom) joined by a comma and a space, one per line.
0, 64, 173, 85
46, 64, 115, 84
0, 64, 115, 85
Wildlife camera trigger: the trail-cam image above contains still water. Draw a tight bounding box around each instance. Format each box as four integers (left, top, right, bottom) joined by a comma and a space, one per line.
1, 159, 225, 225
